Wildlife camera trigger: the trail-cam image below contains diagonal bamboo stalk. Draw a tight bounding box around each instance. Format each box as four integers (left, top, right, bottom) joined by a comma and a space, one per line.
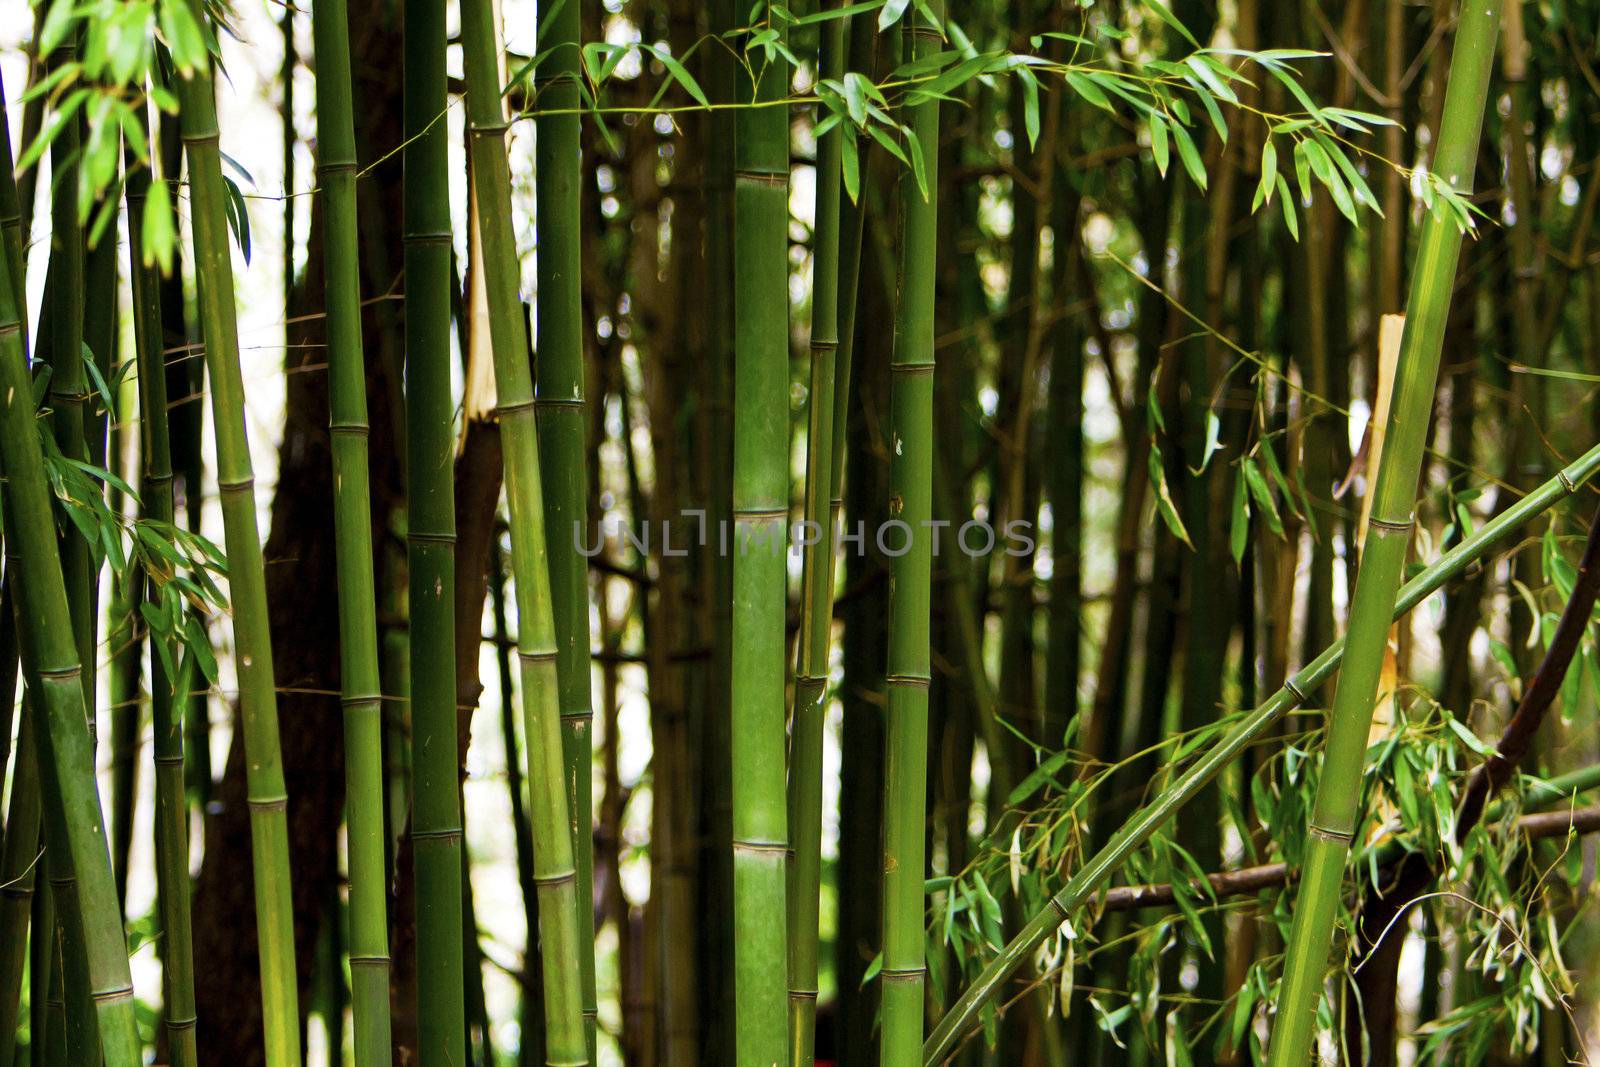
923, 439, 1600, 1064
1265, 4, 1502, 1060
308, 0, 394, 1057
170, 13, 303, 1060
0, 197, 140, 1067
457, 0, 589, 1059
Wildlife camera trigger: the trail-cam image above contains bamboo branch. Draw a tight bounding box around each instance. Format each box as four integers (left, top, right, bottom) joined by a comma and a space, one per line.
923, 441, 1600, 1065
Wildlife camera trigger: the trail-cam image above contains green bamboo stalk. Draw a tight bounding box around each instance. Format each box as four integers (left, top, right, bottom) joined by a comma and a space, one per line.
125, 112, 199, 1067
308, 0, 394, 1058
0, 587, 16, 849
0, 710, 42, 1067
402, 0, 467, 1058
457, 1, 587, 1061
1266, 5, 1501, 1060
0, 209, 140, 1067
491, 542, 543, 1066
730, 10, 792, 1064
0, 69, 23, 336
170, 21, 303, 1063
784, 7, 846, 1065
106, 570, 141, 909
155, 106, 212, 814
880, 6, 942, 1062
700, 2, 738, 1057
29, 877, 52, 1066
531, 0, 597, 1051
923, 439, 1600, 1064
36, 66, 101, 1064
42, 48, 93, 711
41, 770, 98, 1064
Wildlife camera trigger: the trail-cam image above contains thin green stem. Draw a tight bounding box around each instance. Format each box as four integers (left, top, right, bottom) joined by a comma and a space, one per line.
785, 8, 846, 1066
126, 109, 199, 1067
923, 439, 1600, 1064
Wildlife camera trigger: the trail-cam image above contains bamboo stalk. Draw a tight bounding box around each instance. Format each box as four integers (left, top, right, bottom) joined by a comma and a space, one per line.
0, 69, 23, 335
402, 0, 467, 1057
170, 17, 303, 1061
531, 0, 597, 1050
880, 6, 942, 1062
730, 9, 793, 1063
701, 0, 739, 1057
923, 439, 1600, 1064
1266, 5, 1501, 1061
491, 542, 544, 1066
308, 0, 395, 1057
784, 8, 846, 1065
457, 0, 588, 1060
28, 878, 52, 1066
125, 109, 199, 1067
42, 45, 93, 715
0, 711, 42, 1067
0, 206, 140, 1067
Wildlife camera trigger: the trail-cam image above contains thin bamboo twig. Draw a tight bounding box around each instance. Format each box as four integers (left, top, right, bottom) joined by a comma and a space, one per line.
923, 439, 1600, 1064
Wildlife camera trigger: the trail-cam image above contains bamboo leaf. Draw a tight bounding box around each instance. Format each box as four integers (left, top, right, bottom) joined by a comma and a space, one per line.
1189, 409, 1221, 473
1064, 69, 1114, 112
1006, 748, 1073, 808
1148, 441, 1193, 548
1185, 54, 1236, 103
1253, 137, 1277, 211
1171, 121, 1206, 191
842, 71, 870, 125
1230, 468, 1250, 564
1241, 456, 1283, 535
1276, 174, 1298, 239
840, 126, 860, 202
1016, 67, 1040, 148
639, 43, 709, 107
39, 0, 76, 57
141, 178, 176, 274
1149, 112, 1170, 177
221, 175, 252, 264
1143, 0, 1200, 47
